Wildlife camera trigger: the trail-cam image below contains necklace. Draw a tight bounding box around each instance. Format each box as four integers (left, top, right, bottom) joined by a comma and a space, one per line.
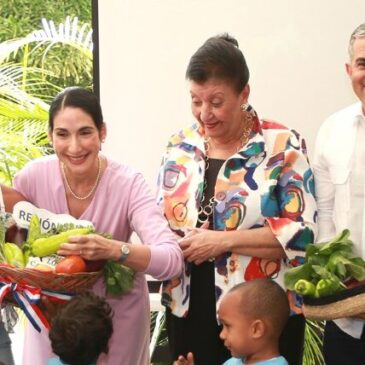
197, 112, 254, 224
62, 156, 102, 200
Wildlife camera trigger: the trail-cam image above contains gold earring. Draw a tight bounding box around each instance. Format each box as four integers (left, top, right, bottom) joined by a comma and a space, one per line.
240, 102, 249, 112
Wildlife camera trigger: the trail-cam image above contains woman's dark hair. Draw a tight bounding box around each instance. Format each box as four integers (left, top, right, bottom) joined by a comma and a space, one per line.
185, 33, 249, 94
49, 87, 104, 131
49, 291, 113, 365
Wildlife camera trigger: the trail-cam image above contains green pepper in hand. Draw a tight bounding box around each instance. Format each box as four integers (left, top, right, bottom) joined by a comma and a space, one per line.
315, 277, 343, 297
294, 279, 317, 297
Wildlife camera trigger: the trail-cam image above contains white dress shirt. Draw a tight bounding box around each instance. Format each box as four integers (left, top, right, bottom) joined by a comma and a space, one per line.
312, 103, 365, 338
313, 102, 365, 338
350, 119, 365, 258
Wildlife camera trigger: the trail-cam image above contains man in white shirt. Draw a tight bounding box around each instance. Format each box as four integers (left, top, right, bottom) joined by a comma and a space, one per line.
313, 23, 365, 365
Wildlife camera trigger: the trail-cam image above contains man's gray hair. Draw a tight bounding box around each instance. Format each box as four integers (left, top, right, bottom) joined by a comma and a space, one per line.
349, 23, 365, 60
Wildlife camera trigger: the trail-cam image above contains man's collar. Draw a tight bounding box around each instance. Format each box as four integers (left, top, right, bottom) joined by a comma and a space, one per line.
356, 102, 365, 119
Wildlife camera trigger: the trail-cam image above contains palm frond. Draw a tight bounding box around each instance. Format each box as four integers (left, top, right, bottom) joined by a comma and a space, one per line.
0, 15, 91, 184
0, 63, 57, 106
0, 16, 92, 63
0, 130, 51, 184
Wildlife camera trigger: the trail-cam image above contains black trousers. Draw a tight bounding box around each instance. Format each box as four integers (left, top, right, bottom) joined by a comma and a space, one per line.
279, 314, 305, 365
166, 262, 230, 365
323, 320, 365, 365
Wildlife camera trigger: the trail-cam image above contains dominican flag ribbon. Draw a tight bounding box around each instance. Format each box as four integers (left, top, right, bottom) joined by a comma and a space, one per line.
0, 282, 73, 333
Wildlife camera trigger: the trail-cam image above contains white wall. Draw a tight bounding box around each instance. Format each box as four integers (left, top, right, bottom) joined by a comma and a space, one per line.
98, 0, 364, 190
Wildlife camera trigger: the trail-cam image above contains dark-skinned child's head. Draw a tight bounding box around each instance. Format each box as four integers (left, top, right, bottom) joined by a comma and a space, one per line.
218, 278, 289, 362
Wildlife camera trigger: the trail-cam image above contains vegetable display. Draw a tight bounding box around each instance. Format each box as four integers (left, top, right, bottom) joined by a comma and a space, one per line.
0, 215, 134, 296
284, 229, 365, 298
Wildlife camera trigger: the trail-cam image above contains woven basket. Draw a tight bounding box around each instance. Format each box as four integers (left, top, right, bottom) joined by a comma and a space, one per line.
302, 284, 365, 320
0, 264, 102, 294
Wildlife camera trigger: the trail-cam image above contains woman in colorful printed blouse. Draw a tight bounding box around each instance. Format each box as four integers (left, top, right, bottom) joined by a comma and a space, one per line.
157, 33, 317, 365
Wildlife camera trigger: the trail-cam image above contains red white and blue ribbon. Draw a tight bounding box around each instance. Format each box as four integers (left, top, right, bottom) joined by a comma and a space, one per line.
0, 282, 73, 333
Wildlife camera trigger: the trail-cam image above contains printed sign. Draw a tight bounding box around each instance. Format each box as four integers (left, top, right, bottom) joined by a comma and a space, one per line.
12, 201, 94, 233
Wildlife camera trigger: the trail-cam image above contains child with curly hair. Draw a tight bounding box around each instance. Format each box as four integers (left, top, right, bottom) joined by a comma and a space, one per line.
47, 291, 113, 365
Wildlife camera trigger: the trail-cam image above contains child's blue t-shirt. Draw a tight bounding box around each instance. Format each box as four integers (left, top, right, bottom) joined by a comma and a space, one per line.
47, 358, 64, 365
223, 356, 288, 365
47, 357, 96, 365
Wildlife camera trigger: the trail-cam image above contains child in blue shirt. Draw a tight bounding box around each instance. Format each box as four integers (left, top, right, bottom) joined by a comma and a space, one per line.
47, 291, 113, 365
174, 279, 289, 365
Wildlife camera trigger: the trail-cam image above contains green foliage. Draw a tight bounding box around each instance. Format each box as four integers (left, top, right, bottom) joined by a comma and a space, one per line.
0, 1, 92, 88
0, 2, 93, 184
0, 0, 91, 41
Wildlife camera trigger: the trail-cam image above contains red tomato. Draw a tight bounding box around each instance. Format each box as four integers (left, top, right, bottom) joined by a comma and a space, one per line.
55, 255, 86, 274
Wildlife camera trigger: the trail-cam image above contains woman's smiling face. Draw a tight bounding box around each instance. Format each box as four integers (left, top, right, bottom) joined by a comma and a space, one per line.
49, 106, 106, 176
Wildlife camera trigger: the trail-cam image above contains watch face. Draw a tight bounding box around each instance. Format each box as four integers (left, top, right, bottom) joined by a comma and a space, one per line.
122, 245, 130, 254
119, 244, 130, 263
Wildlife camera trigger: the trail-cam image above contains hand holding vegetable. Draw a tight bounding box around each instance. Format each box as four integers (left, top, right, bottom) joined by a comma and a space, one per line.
32, 228, 92, 257
58, 233, 135, 295
1, 214, 135, 296
58, 233, 119, 261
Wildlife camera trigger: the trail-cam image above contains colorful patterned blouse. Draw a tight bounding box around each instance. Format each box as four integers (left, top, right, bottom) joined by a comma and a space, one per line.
157, 107, 317, 317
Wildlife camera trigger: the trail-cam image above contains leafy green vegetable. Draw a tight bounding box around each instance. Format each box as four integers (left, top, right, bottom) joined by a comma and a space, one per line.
284, 229, 365, 298
315, 229, 353, 255
284, 263, 313, 290
103, 261, 134, 296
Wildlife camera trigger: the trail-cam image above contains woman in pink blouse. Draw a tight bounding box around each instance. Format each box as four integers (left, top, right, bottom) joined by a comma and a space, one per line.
14, 87, 184, 365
